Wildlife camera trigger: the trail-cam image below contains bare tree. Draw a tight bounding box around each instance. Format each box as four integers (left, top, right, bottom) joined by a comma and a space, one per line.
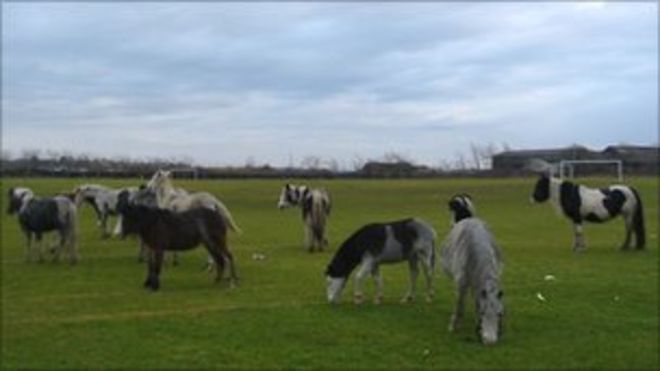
383, 151, 411, 164
301, 155, 322, 170
351, 154, 366, 171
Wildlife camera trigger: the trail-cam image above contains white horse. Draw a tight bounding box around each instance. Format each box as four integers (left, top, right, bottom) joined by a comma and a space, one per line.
147, 170, 241, 233
441, 213, 504, 346
277, 184, 331, 252
73, 184, 127, 238
8, 187, 79, 264
325, 218, 436, 304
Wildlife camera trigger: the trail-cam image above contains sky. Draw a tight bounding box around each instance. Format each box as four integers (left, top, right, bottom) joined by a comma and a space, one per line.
2, 2, 657, 168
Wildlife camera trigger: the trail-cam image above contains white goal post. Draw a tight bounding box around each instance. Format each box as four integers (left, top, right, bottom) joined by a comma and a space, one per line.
558, 159, 623, 181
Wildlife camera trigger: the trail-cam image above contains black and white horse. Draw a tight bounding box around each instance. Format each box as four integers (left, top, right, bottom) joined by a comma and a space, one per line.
531, 174, 645, 251
442, 197, 504, 345
325, 218, 436, 304
116, 191, 237, 291
277, 184, 331, 252
7, 187, 79, 264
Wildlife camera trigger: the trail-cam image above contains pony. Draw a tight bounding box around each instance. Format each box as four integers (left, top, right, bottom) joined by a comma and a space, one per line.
147, 170, 241, 269
73, 184, 132, 238
116, 191, 238, 291
441, 199, 504, 345
325, 218, 436, 304
531, 174, 645, 251
146, 170, 241, 233
7, 187, 79, 264
277, 184, 331, 252
115, 186, 172, 264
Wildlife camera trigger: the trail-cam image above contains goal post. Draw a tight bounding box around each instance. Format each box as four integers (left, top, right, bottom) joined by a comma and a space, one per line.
558, 159, 623, 181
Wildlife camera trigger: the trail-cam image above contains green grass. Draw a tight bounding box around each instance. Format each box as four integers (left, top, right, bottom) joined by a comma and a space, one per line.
1, 177, 657, 369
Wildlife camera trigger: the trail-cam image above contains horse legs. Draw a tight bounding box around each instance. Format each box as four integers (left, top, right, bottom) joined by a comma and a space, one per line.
222, 249, 238, 289
401, 256, 420, 303
23, 230, 34, 262
35, 233, 45, 263
66, 227, 79, 265
420, 251, 435, 302
144, 248, 163, 291
51, 230, 66, 263
204, 240, 227, 285
573, 223, 586, 251
112, 215, 123, 238
449, 278, 468, 332
353, 259, 374, 304
303, 224, 312, 252
100, 212, 110, 239
620, 215, 633, 250
371, 266, 384, 305
137, 239, 148, 263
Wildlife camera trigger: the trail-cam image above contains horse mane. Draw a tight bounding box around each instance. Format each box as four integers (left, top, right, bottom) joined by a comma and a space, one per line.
326, 222, 386, 278
442, 218, 502, 290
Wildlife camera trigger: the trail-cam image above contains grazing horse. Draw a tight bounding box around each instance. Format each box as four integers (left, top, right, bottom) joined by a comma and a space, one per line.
7, 187, 79, 264
116, 192, 237, 291
73, 184, 132, 238
277, 184, 331, 252
531, 174, 645, 251
325, 218, 436, 304
441, 207, 504, 345
146, 170, 241, 233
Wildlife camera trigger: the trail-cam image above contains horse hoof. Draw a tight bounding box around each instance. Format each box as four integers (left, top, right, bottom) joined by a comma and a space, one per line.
354, 294, 364, 305
373, 296, 383, 305
400, 296, 414, 304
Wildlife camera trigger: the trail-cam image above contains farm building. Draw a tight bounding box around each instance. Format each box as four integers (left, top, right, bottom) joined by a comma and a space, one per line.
492, 144, 658, 175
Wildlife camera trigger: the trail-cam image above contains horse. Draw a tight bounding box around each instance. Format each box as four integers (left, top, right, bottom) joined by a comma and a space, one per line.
531, 174, 645, 251
277, 184, 331, 252
147, 170, 241, 269
7, 187, 79, 264
325, 218, 436, 304
441, 202, 504, 345
115, 186, 173, 264
73, 184, 131, 238
116, 191, 238, 291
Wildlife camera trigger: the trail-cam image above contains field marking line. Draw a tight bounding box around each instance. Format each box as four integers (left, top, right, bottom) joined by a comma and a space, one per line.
5, 299, 326, 326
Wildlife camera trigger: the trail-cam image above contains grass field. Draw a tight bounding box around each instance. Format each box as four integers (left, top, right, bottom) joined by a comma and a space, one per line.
1, 177, 657, 369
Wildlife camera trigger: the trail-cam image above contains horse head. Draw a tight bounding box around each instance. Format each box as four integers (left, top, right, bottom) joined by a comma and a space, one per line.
448, 194, 475, 224
7, 187, 33, 215
531, 175, 551, 203
277, 183, 299, 209
147, 169, 172, 190
476, 280, 504, 346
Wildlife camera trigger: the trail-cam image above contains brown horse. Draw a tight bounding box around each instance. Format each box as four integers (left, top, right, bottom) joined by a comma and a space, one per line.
116, 191, 237, 291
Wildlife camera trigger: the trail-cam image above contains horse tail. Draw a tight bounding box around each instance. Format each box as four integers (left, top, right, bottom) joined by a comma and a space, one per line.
311, 194, 328, 244
62, 200, 79, 262
212, 199, 242, 234
630, 187, 645, 249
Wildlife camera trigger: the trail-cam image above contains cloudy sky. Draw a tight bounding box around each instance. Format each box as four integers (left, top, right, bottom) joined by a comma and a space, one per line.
2, 2, 657, 168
